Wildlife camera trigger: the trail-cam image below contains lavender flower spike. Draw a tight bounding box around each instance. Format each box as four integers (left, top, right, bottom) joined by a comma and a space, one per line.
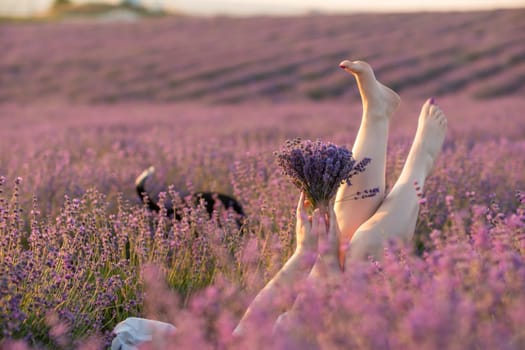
275, 138, 371, 211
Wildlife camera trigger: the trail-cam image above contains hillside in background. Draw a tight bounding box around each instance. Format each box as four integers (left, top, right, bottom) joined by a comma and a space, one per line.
1, 9, 524, 104
47, 0, 182, 21
0, 0, 176, 19
47, 2, 172, 20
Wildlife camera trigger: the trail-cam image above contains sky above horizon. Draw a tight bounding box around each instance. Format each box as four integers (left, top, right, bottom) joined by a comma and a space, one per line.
1, 0, 524, 17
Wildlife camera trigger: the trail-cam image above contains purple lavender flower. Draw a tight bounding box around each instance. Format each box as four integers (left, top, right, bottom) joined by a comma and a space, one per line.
275, 138, 371, 210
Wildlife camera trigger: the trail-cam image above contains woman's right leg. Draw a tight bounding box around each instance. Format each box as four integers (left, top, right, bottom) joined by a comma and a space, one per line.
334, 61, 401, 249
345, 98, 447, 265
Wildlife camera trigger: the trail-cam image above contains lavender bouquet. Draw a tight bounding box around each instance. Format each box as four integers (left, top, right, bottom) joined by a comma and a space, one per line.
275, 138, 371, 212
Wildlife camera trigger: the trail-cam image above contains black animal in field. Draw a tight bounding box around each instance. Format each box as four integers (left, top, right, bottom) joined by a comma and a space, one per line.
135, 166, 246, 226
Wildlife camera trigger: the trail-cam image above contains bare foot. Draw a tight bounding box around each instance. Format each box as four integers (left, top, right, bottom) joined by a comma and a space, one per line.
339, 60, 400, 121
404, 98, 447, 179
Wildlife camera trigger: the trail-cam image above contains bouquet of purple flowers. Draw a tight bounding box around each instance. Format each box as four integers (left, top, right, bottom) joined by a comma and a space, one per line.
275, 138, 371, 212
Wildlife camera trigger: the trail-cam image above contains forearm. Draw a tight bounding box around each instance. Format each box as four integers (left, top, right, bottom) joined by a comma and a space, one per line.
235, 249, 315, 333
269, 257, 342, 347
281, 247, 343, 330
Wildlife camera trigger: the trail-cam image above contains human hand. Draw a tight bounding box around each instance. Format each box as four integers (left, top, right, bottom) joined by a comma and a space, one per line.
309, 201, 343, 279
295, 192, 318, 255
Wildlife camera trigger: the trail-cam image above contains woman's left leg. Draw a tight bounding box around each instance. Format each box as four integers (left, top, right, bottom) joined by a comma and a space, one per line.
345, 98, 447, 264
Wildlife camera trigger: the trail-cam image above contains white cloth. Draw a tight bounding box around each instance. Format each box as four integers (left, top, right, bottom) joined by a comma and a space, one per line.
111, 317, 176, 350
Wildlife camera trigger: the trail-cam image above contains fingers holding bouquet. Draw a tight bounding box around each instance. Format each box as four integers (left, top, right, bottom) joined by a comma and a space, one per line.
295, 191, 317, 254
310, 199, 344, 279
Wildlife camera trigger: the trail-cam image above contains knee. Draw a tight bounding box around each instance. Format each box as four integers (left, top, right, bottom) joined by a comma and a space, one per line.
345, 229, 384, 265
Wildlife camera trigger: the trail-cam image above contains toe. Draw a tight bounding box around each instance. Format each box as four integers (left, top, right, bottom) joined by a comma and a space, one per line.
339, 60, 352, 69
421, 98, 432, 116
429, 104, 440, 117
441, 115, 448, 127
339, 60, 373, 75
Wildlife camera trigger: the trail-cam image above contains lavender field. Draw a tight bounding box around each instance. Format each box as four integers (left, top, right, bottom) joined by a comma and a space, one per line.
1, 8, 525, 349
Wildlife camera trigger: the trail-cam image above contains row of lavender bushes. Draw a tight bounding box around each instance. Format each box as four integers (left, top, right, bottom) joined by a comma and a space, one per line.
2, 10, 524, 105
1, 98, 524, 348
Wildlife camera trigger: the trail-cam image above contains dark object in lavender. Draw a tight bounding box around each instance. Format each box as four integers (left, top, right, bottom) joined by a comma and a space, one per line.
135, 166, 245, 227
274, 138, 373, 210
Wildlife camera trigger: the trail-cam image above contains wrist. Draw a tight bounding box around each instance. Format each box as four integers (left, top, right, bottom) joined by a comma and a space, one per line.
293, 247, 317, 267
295, 245, 315, 256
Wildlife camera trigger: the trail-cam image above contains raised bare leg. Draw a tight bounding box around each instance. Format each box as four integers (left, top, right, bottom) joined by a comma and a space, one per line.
345, 98, 447, 265
334, 60, 401, 251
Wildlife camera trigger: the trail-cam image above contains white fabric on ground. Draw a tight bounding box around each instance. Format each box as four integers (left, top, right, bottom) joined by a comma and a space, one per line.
111, 317, 176, 350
